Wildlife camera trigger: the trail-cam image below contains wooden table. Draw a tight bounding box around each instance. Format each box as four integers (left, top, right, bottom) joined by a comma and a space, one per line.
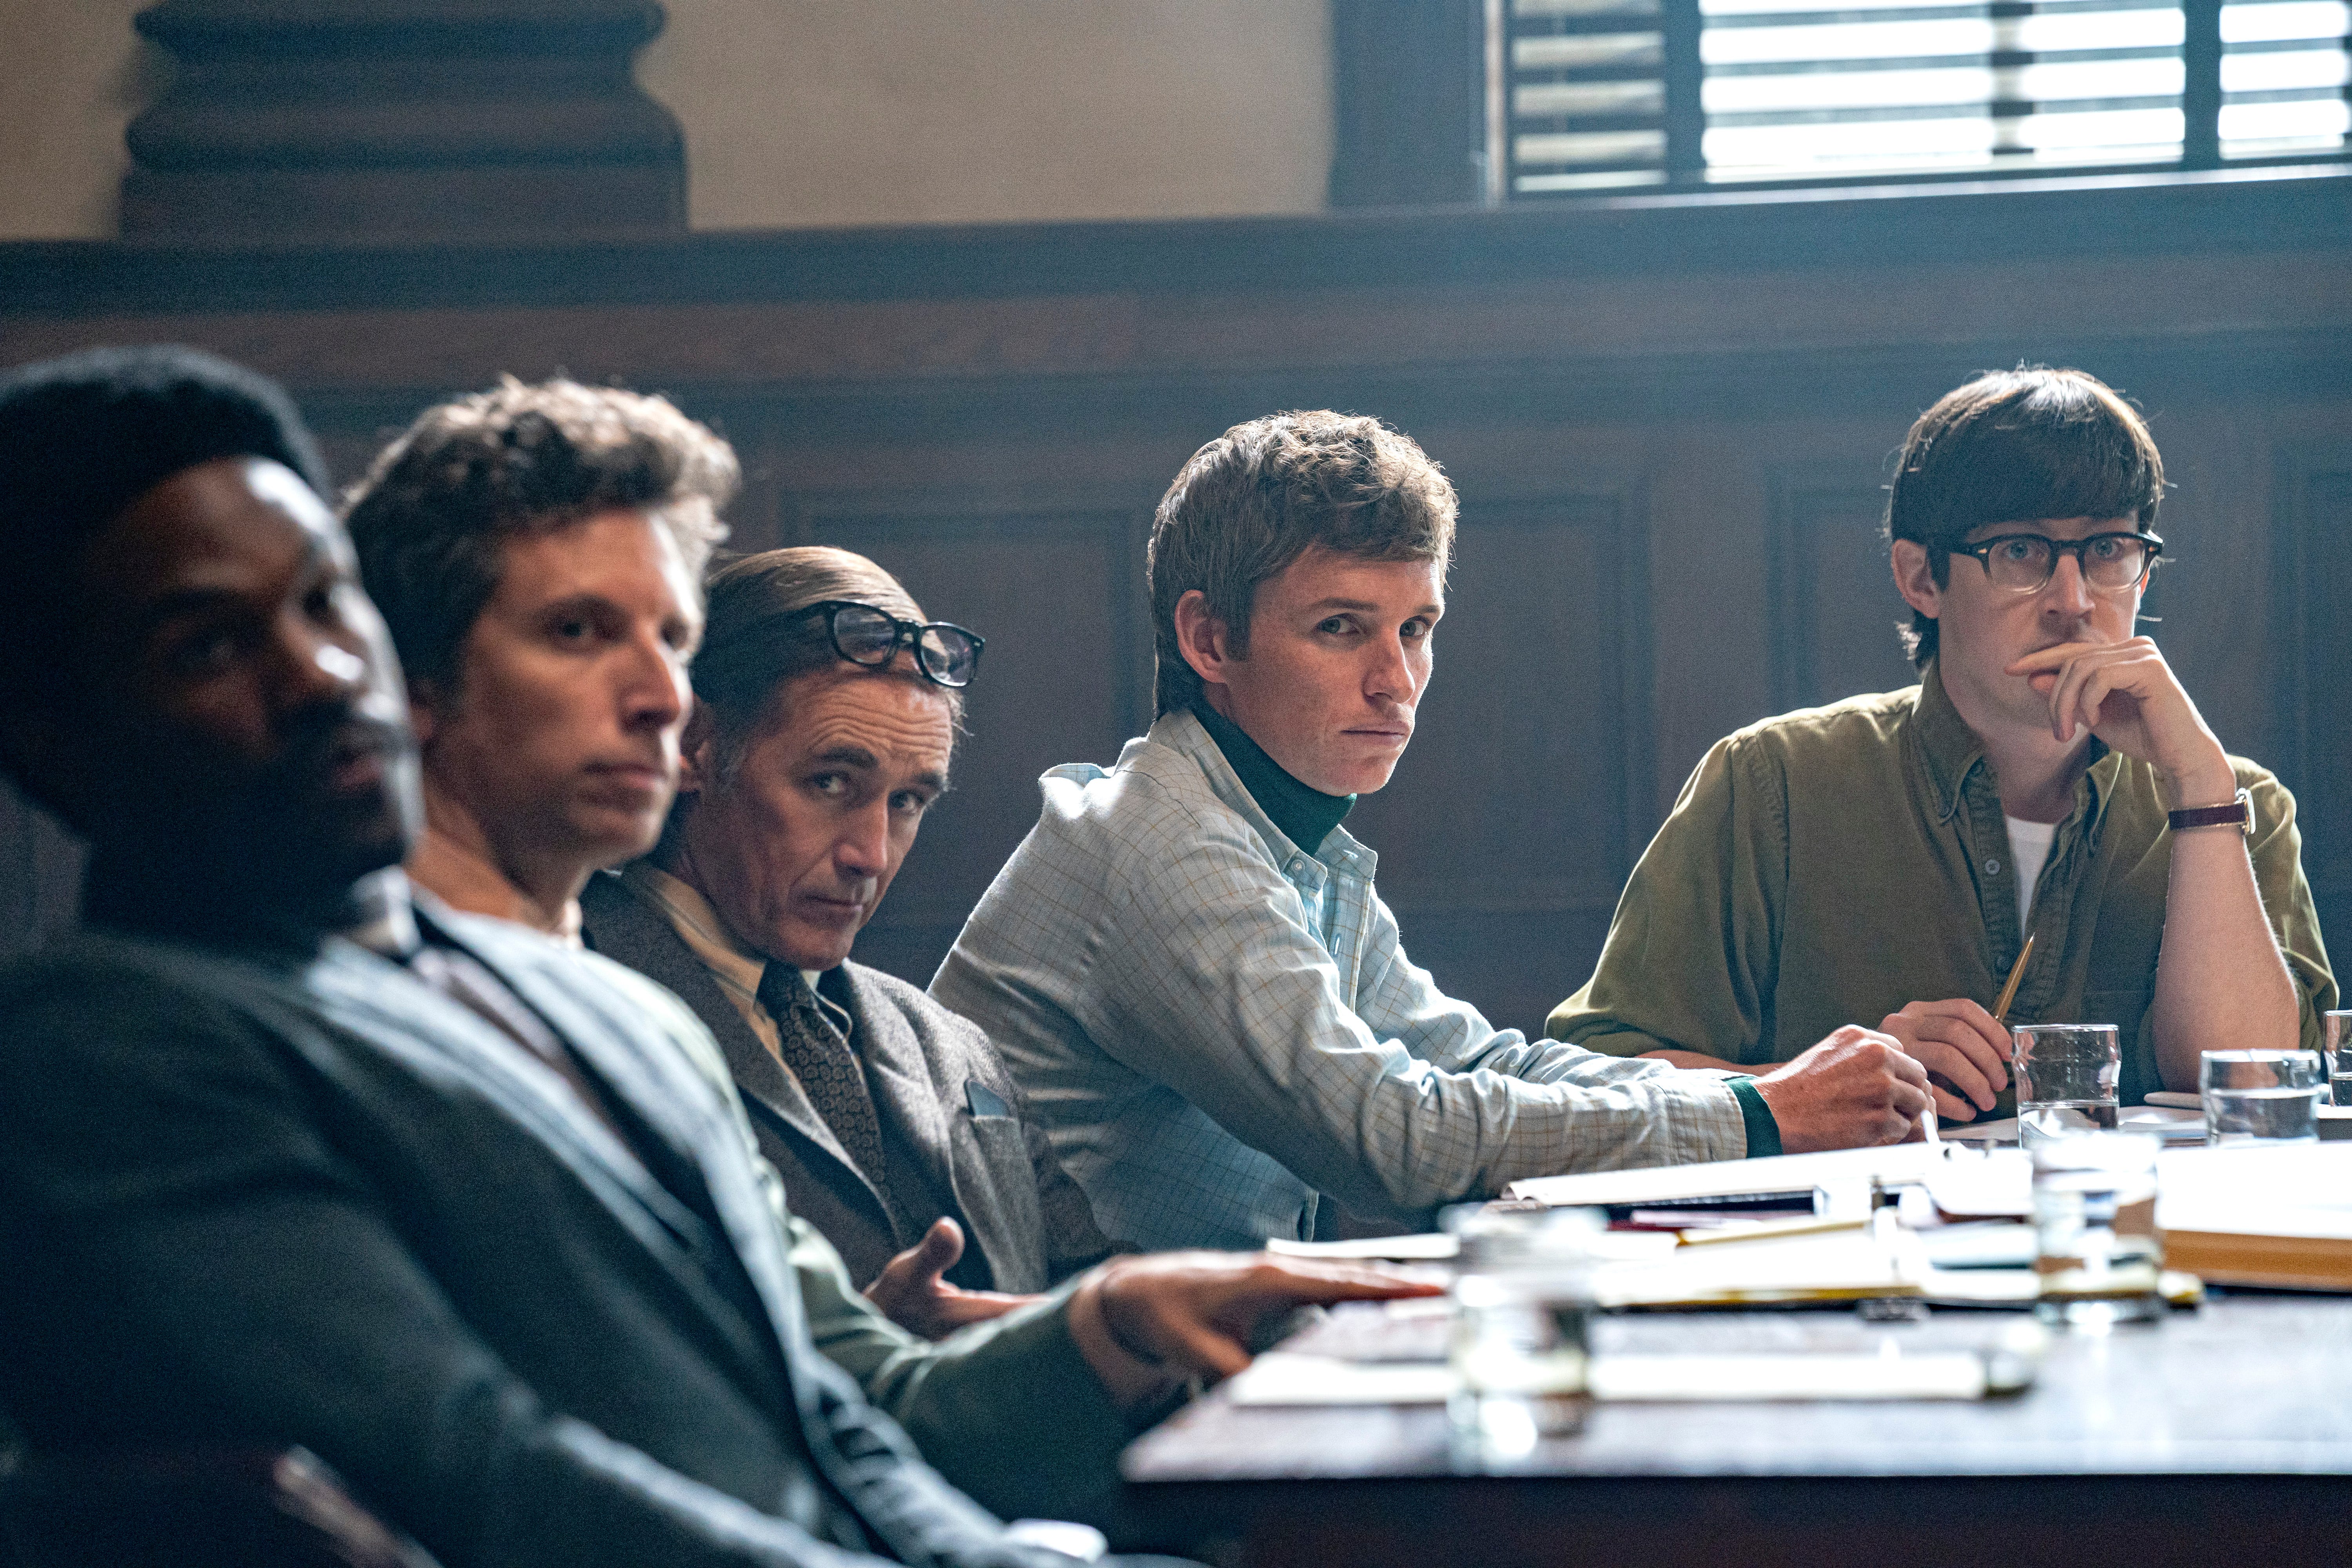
1123, 1296, 2352, 1566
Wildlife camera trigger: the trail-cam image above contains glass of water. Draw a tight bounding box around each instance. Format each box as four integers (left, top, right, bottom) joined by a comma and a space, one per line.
2013, 1024, 2121, 1147
2201, 1049, 2325, 1145
2032, 1132, 2163, 1327
1444, 1205, 1599, 1459
2325, 1012, 2352, 1107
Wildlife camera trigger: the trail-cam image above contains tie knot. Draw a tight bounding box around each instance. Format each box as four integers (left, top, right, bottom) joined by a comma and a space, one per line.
755, 962, 811, 1020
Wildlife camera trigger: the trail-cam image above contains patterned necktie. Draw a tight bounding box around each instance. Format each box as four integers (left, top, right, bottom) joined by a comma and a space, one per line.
753, 964, 899, 1227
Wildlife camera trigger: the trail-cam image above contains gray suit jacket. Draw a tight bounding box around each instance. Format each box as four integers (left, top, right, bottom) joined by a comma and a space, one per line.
0, 902, 1166, 1568
580, 872, 1114, 1294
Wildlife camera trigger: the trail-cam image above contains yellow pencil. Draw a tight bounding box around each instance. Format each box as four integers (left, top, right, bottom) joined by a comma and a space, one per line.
1992, 931, 2036, 1024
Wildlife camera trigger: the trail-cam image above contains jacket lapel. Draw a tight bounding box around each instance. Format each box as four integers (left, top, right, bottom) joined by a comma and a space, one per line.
835, 965, 1022, 1287
578, 878, 885, 1212
303, 938, 678, 1229
418, 910, 811, 1405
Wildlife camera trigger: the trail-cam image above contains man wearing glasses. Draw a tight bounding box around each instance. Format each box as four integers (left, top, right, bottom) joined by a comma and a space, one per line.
582, 547, 1120, 1334
1549, 367, 2335, 1113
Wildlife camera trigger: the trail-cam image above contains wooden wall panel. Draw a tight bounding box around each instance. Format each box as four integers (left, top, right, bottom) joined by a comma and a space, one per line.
1350, 499, 1647, 1036
800, 505, 1147, 990
2279, 447, 2352, 957
1767, 483, 1920, 714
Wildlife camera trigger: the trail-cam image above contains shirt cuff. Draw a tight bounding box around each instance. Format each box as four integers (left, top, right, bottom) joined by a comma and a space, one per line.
1727, 1076, 1782, 1160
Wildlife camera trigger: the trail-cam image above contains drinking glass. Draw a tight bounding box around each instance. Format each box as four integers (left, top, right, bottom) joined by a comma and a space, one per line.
2031, 1132, 2163, 1327
1444, 1205, 1599, 1458
2201, 1049, 2325, 1145
2013, 1024, 2121, 1147
2325, 1011, 2352, 1107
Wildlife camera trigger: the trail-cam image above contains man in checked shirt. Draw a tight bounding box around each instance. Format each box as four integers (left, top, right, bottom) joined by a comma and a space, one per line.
933, 410, 1935, 1253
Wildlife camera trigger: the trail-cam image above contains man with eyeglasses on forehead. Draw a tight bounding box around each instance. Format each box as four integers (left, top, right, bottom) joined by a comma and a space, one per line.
582, 548, 1119, 1337
1549, 367, 2335, 1114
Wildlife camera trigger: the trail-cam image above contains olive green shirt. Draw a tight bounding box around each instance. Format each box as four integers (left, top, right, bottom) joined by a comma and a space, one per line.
1546, 664, 2336, 1108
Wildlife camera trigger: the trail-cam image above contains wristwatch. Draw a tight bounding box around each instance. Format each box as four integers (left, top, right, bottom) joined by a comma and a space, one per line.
2168, 786, 2253, 835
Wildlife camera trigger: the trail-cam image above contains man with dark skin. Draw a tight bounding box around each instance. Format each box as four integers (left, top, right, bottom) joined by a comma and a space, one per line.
0, 348, 1426, 1564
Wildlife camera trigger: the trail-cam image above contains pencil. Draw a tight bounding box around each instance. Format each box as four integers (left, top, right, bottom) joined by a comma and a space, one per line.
1992, 931, 2036, 1024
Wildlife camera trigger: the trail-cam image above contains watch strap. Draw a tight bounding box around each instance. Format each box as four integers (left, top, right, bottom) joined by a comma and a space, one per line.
2169, 786, 2253, 835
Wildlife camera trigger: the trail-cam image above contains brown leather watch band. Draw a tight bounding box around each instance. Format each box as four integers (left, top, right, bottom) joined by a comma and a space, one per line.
2168, 786, 2253, 835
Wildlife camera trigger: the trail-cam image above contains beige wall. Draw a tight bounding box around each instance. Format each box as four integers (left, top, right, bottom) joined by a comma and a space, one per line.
0, 0, 149, 240
0, 0, 1332, 241
645, 0, 1331, 230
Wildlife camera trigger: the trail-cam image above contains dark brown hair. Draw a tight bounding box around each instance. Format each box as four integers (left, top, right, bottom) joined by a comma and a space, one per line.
1147, 410, 1456, 716
343, 376, 736, 693
1887, 366, 2165, 668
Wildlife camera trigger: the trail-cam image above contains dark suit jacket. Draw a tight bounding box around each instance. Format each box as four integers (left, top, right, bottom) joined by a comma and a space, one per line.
580, 872, 1114, 1294
0, 902, 1154, 1568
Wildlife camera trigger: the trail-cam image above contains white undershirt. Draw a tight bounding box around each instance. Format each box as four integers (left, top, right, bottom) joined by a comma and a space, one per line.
2004, 815, 2059, 931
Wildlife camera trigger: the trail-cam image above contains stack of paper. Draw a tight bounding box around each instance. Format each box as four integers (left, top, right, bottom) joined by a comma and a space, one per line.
2157, 1143, 2352, 1289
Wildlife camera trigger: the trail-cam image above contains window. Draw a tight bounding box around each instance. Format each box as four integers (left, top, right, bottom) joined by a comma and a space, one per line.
1495, 0, 2349, 192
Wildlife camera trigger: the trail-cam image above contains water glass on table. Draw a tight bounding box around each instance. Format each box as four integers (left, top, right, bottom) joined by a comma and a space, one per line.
2013, 1024, 2121, 1147
2031, 1132, 2164, 1327
2201, 1049, 2325, 1145
2325, 1011, 2352, 1107
1444, 1205, 1600, 1459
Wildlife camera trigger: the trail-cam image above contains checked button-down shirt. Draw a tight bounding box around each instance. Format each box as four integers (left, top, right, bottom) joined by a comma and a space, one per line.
929, 708, 1751, 1253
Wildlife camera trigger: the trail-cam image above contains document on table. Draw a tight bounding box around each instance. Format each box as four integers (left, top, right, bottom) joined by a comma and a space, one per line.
1503, 1143, 1955, 1212
1223, 1349, 2027, 1406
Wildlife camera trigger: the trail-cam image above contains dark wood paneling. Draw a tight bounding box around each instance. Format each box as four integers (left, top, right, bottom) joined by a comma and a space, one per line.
800, 504, 1148, 991
1767, 482, 1920, 712
1329, 0, 1488, 208
1350, 498, 1649, 1036
2279, 447, 2352, 953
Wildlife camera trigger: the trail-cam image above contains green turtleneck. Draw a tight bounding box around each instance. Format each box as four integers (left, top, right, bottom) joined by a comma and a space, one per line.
1190, 699, 1355, 856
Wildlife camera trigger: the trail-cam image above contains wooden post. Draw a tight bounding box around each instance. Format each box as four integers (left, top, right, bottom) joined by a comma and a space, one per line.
123, 1, 687, 243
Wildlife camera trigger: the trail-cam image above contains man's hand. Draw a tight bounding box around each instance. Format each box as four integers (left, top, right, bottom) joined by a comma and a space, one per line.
2007, 637, 2235, 808
1877, 998, 2011, 1120
1751, 1025, 1936, 1152
862, 1218, 1040, 1340
1077, 1252, 1443, 1385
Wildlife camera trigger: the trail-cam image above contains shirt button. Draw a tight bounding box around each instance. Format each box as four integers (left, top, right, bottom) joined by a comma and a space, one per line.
1985, 858, 2001, 875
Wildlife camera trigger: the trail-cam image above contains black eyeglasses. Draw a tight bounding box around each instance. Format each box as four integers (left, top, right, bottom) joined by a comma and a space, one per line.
799, 600, 984, 689
1956, 531, 2164, 594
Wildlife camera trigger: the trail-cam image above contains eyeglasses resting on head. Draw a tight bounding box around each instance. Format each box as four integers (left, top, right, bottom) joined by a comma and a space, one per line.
795, 600, 985, 689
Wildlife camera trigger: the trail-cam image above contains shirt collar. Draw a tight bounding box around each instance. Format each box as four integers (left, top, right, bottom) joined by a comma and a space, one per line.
1911, 658, 2114, 844
1150, 707, 1374, 875
620, 861, 822, 1000
1187, 698, 1355, 856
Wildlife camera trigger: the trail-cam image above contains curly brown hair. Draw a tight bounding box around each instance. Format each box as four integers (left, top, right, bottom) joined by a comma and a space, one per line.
343, 376, 737, 693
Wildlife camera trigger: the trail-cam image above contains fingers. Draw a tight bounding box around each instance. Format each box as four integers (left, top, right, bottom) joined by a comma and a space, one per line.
1885, 1031, 1997, 1112
902, 1216, 964, 1283
1240, 1258, 1446, 1310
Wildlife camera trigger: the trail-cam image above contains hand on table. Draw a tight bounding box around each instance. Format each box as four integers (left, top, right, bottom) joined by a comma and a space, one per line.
862, 1217, 1040, 1340
1877, 998, 2011, 1121
2006, 637, 2235, 808
1751, 1025, 1935, 1152
1080, 1252, 1443, 1383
